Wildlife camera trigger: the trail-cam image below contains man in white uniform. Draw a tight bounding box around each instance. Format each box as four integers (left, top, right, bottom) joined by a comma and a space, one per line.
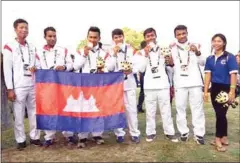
37, 27, 75, 147
73, 27, 108, 148
166, 25, 206, 144
106, 28, 141, 144
3, 19, 41, 150
137, 28, 178, 142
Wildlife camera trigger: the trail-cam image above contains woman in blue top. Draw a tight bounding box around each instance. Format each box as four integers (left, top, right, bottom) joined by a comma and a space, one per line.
204, 34, 238, 152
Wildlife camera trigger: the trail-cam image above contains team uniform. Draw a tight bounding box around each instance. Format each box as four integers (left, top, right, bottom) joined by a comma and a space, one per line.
170, 41, 206, 144
37, 44, 74, 146
106, 43, 141, 143
73, 43, 108, 147
138, 44, 178, 142
3, 39, 41, 148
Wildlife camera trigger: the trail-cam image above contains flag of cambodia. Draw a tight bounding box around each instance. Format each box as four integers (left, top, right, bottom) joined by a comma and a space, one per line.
35, 70, 126, 132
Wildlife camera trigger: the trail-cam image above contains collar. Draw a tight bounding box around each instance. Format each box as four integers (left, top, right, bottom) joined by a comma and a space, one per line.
214, 51, 227, 59
15, 38, 28, 47
91, 44, 100, 53
176, 40, 190, 48
43, 45, 58, 52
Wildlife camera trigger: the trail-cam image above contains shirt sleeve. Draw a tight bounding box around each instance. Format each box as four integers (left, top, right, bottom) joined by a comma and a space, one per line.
3, 44, 14, 89
227, 54, 238, 74
204, 56, 212, 73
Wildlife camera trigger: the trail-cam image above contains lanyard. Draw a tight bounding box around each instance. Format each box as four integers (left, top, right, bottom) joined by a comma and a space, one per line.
88, 49, 100, 68
19, 43, 31, 64
148, 46, 160, 67
176, 45, 190, 65
116, 45, 127, 70
43, 49, 57, 68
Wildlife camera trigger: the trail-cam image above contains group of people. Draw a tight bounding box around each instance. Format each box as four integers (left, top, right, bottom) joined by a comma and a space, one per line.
1, 18, 239, 152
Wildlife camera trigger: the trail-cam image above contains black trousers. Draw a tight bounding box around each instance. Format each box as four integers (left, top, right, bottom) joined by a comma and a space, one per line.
137, 72, 145, 110
210, 82, 230, 138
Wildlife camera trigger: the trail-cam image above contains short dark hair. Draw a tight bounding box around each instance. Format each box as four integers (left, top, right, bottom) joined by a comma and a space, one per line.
211, 33, 227, 51
112, 28, 124, 38
13, 19, 28, 29
44, 27, 56, 37
88, 26, 101, 36
143, 28, 157, 37
174, 25, 188, 37
140, 41, 147, 49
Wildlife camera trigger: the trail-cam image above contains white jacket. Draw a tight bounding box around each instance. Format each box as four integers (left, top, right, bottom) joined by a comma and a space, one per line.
138, 46, 171, 90
73, 44, 108, 73
37, 45, 73, 71
170, 41, 205, 89
3, 39, 39, 89
106, 43, 140, 91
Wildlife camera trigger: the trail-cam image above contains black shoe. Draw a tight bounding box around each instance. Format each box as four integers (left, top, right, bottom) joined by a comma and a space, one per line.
43, 140, 54, 147
77, 138, 87, 148
93, 136, 105, 145
67, 136, 77, 145
180, 133, 189, 142
30, 139, 42, 146
194, 135, 205, 145
17, 141, 27, 150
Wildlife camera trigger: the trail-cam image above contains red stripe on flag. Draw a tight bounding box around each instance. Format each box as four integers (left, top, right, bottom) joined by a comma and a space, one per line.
36, 83, 124, 118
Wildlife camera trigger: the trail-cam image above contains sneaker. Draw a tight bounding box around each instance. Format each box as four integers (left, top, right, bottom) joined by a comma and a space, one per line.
146, 134, 156, 142
30, 139, 42, 146
93, 136, 104, 145
165, 135, 179, 143
43, 140, 53, 147
77, 138, 87, 148
116, 136, 124, 143
17, 141, 27, 150
67, 136, 76, 145
131, 136, 140, 144
180, 133, 189, 142
194, 135, 205, 145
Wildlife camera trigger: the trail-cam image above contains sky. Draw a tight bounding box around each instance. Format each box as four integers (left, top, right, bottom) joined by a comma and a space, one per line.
2, 1, 240, 55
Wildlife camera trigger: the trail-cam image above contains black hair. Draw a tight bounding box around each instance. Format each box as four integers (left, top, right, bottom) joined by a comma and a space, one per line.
143, 28, 157, 37
174, 25, 188, 37
112, 28, 124, 38
87, 26, 101, 37
13, 19, 28, 29
140, 41, 147, 49
211, 33, 227, 51
44, 27, 56, 37
99, 42, 102, 49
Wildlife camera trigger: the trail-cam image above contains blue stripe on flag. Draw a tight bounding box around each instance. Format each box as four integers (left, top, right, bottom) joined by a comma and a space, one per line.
37, 113, 127, 132
35, 70, 124, 87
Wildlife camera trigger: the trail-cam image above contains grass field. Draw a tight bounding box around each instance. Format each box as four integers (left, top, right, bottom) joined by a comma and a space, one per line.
1, 89, 240, 162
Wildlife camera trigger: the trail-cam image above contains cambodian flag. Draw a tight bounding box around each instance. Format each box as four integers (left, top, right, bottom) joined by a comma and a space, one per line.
35, 70, 126, 132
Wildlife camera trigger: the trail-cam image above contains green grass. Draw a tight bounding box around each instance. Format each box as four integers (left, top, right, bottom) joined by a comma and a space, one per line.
1, 89, 240, 162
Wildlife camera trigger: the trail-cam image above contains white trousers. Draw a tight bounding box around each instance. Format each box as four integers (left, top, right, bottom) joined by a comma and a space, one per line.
13, 86, 40, 143
145, 89, 175, 136
114, 90, 141, 137
175, 86, 205, 137
44, 130, 74, 141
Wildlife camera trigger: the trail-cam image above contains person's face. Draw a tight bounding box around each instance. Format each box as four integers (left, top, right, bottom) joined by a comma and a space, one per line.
15, 23, 28, 39
144, 31, 157, 44
175, 29, 188, 43
87, 31, 100, 47
236, 53, 240, 65
212, 36, 225, 52
112, 35, 124, 45
45, 30, 57, 47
